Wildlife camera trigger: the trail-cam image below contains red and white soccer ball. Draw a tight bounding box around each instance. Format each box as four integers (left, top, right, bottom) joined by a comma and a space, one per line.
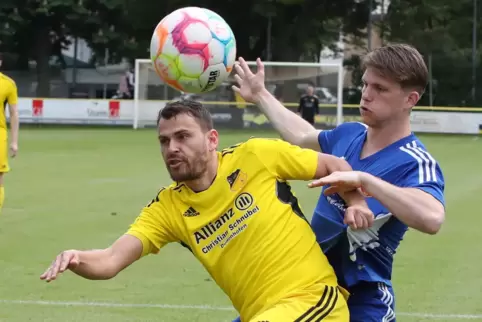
150, 7, 237, 94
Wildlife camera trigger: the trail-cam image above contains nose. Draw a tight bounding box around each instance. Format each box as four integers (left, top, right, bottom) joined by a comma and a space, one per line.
361, 85, 373, 102
167, 140, 181, 153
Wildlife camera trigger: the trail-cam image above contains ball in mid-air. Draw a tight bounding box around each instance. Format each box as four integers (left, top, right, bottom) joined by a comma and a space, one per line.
150, 7, 236, 94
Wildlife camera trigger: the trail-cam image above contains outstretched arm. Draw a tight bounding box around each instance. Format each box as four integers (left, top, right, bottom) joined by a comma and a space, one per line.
41, 191, 177, 282
310, 171, 445, 234
233, 58, 321, 151
40, 234, 143, 282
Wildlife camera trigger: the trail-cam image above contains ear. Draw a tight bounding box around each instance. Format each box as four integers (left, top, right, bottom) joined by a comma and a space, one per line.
406, 90, 420, 108
207, 129, 219, 152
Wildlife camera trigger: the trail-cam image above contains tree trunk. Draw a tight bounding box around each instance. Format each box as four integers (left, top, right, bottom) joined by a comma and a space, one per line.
34, 25, 52, 97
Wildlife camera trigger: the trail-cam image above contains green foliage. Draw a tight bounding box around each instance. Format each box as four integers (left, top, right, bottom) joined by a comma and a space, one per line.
0, 0, 135, 95
0, 0, 373, 96
382, 0, 482, 106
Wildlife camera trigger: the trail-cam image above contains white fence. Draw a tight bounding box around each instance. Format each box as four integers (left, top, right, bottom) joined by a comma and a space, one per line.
12, 98, 482, 134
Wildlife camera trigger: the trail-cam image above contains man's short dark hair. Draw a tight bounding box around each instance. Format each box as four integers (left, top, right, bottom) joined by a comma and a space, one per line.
157, 100, 213, 131
362, 44, 428, 95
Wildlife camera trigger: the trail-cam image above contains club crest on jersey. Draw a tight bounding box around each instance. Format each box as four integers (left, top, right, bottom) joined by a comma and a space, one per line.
227, 169, 248, 192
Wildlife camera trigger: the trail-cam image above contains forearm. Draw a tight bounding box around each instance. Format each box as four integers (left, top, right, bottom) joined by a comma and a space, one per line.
360, 173, 444, 234
71, 249, 119, 280
256, 89, 315, 146
316, 154, 367, 207
9, 110, 19, 144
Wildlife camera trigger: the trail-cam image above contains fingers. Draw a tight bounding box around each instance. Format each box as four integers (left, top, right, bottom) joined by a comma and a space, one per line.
238, 57, 253, 77
256, 57, 264, 75
355, 212, 366, 229
344, 208, 357, 229
234, 62, 245, 78
344, 205, 375, 231
308, 178, 337, 188
323, 186, 341, 195
40, 252, 73, 282
231, 85, 240, 93
308, 172, 343, 188
234, 74, 243, 86
366, 211, 374, 228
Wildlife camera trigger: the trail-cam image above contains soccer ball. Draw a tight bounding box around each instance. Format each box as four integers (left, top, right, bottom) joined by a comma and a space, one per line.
150, 7, 236, 94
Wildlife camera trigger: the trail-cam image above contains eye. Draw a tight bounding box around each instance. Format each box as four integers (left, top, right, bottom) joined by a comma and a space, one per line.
177, 132, 190, 140
159, 137, 169, 145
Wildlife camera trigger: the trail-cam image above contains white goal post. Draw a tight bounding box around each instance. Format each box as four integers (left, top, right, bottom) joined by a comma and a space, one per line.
133, 58, 345, 130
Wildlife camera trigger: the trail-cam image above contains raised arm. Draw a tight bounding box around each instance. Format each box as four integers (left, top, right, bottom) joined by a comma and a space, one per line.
40, 234, 143, 282
233, 58, 321, 151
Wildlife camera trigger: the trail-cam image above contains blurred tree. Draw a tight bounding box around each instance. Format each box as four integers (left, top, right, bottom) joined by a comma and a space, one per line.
0, 0, 135, 96
121, 0, 373, 62
382, 0, 482, 106
0, 0, 373, 96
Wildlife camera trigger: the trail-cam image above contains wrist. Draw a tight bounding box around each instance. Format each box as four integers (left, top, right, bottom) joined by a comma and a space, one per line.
344, 190, 366, 207
359, 172, 372, 188
253, 88, 272, 105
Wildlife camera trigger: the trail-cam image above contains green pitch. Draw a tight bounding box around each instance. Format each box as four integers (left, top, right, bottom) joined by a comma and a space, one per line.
0, 128, 480, 321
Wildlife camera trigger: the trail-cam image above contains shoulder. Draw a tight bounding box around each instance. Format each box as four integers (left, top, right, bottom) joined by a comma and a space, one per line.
0, 73, 17, 88
397, 137, 438, 164
220, 137, 283, 154
241, 137, 290, 152
221, 137, 295, 165
146, 183, 180, 208
334, 121, 367, 134
320, 122, 367, 143
395, 137, 443, 184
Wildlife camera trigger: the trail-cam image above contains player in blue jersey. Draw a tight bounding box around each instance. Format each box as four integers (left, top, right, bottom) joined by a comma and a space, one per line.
231, 44, 445, 321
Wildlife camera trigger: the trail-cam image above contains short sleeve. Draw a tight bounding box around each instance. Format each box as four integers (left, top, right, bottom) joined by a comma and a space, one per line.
396, 152, 446, 207
125, 190, 178, 257
317, 122, 367, 154
7, 81, 18, 106
317, 129, 336, 154
248, 138, 318, 180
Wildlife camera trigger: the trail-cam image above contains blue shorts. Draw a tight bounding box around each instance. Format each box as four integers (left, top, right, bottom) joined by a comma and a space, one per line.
231, 282, 395, 322
347, 282, 396, 322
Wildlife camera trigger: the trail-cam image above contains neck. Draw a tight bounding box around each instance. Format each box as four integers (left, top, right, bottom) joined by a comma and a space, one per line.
366, 116, 412, 150
185, 153, 219, 193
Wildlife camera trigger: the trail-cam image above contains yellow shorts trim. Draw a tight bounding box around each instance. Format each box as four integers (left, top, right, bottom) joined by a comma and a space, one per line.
250, 285, 349, 322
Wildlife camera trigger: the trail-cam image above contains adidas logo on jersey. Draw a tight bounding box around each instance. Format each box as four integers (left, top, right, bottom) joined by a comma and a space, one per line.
183, 207, 200, 217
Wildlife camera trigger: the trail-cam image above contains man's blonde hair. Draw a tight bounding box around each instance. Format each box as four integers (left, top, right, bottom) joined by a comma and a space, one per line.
362, 44, 428, 95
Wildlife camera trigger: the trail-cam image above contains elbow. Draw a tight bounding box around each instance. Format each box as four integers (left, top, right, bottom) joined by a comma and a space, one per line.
328, 155, 353, 173
422, 210, 445, 235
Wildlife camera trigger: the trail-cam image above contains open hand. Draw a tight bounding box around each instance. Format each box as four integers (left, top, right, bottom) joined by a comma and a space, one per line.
232, 57, 266, 103
309, 171, 363, 195
40, 250, 80, 282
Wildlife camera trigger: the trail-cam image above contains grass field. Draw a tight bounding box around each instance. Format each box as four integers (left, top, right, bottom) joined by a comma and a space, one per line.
0, 128, 480, 322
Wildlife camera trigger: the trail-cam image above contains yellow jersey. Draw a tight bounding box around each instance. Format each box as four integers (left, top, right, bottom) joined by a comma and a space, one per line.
0, 73, 18, 138
126, 138, 339, 321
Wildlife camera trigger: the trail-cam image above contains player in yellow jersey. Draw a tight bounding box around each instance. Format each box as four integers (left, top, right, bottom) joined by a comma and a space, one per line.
0, 53, 19, 213
40, 100, 374, 321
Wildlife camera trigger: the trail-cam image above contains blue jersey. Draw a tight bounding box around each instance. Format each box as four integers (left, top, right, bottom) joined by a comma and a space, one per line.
312, 122, 445, 288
